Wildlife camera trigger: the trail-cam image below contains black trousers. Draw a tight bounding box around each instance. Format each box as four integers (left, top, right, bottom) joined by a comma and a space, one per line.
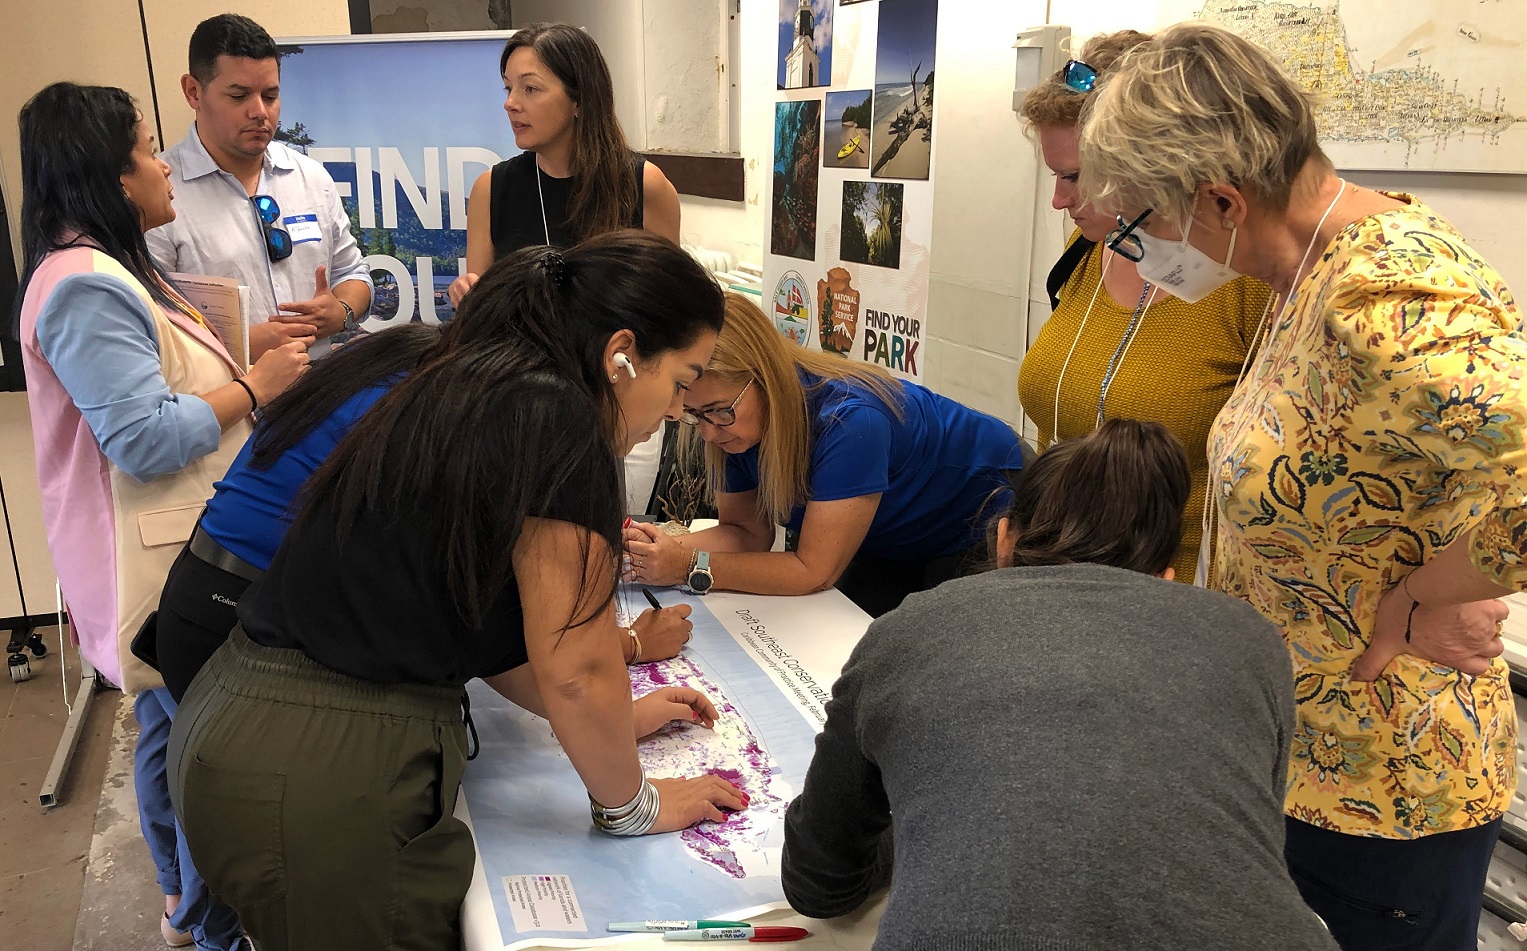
1284, 815, 1501, 951
833, 545, 983, 618
156, 545, 254, 703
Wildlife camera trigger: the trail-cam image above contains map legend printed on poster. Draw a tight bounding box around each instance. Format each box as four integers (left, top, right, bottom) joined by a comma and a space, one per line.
1170, 0, 1527, 172
503, 875, 587, 933
462, 592, 829, 948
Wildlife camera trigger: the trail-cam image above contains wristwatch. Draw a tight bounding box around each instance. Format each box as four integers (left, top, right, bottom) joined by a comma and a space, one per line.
686, 551, 714, 595
339, 299, 360, 332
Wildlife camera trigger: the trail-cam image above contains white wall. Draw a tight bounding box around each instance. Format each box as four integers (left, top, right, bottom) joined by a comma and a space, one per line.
642, 0, 728, 152
513, 0, 650, 147
1048, 0, 1527, 293
677, 0, 772, 265
921, 0, 1049, 424
933, 0, 1527, 429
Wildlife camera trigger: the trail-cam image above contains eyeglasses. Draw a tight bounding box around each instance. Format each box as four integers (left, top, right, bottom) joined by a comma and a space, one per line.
681, 380, 751, 427
249, 194, 293, 263
1106, 208, 1154, 262
1061, 60, 1099, 94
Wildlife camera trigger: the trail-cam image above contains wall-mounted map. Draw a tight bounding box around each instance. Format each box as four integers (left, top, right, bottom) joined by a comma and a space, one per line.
1163, 0, 1526, 173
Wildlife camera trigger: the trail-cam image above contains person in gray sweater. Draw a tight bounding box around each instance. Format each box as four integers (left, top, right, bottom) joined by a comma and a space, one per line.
781, 419, 1338, 950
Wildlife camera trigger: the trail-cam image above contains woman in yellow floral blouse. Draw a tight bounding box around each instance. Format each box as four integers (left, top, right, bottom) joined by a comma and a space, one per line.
1078, 23, 1523, 951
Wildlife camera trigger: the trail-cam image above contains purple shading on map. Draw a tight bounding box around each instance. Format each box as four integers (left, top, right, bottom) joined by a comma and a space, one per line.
630, 655, 790, 879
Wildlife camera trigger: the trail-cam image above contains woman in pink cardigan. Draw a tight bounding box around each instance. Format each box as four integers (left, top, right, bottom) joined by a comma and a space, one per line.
15, 83, 304, 951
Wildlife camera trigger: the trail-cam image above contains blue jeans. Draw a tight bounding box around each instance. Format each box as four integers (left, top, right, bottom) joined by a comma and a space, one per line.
1285, 815, 1501, 951
135, 687, 243, 951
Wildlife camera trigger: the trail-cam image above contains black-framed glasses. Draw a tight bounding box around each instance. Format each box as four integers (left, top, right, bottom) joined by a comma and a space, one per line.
1106, 208, 1154, 262
1061, 59, 1099, 94
250, 194, 293, 263
682, 380, 752, 427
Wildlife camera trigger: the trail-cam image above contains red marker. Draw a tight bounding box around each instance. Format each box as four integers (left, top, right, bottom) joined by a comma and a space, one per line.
662, 927, 810, 942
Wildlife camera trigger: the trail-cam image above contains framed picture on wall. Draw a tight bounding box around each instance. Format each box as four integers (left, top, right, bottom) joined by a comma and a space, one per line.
348, 0, 511, 34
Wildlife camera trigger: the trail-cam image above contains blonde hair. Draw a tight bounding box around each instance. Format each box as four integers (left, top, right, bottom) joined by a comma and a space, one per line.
1018, 30, 1152, 130
703, 294, 902, 526
1076, 22, 1327, 229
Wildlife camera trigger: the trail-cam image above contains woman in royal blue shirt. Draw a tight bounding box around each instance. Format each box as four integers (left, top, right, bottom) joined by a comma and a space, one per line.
625, 294, 1025, 616
152, 326, 425, 701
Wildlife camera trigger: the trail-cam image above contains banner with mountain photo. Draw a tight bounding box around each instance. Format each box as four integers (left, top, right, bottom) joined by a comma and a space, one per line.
763, 0, 938, 381
273, 32, 516, 328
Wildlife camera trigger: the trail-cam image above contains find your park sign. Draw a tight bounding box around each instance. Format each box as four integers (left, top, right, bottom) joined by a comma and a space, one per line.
764, 0, 938, 381
274, 32, 516, 328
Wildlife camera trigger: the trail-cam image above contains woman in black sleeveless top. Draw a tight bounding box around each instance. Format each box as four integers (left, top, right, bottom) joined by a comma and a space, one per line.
449, 23, 681, 307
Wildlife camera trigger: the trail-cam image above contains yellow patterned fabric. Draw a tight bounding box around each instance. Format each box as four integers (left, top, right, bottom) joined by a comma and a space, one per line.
1210, 194, 1526, 838
1018, 235, 1274, 580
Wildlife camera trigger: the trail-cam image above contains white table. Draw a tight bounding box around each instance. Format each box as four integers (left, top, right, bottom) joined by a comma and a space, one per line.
457, 585, 884, 951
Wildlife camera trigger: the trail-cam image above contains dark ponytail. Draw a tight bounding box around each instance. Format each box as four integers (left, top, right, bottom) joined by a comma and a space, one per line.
301, 229, 724, 629
992, 419, 1191, 576
250, 323, 442, 468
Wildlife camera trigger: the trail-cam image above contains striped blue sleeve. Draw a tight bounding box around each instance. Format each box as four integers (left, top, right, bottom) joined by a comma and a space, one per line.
35, 272, 222, 483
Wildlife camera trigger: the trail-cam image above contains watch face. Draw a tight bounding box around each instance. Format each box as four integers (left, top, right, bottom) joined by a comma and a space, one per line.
689, 571, 713, 593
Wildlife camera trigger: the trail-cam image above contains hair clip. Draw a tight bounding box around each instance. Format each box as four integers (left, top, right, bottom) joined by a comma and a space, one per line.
536, 249, 567, 285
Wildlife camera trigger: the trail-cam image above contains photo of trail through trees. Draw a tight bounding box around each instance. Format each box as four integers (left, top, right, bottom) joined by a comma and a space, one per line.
840, 181, 903, 269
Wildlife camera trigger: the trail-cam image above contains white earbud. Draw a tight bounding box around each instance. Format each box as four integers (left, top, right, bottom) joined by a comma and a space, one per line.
613, 352, 637, 379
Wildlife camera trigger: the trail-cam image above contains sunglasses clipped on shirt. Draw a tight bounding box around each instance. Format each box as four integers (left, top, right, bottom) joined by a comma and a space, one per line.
250, 194, 294, 263
1106, 208, 1154, 263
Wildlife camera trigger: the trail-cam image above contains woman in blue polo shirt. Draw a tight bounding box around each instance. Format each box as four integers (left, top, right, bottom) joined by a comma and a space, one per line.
624, 294, 1025, 616
151, 325, 423, 701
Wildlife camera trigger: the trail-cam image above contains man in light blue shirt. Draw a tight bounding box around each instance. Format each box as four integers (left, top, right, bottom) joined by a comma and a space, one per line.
147, 14, 372, 361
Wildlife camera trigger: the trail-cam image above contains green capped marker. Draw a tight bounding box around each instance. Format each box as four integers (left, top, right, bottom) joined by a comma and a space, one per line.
609, 921, 751, 933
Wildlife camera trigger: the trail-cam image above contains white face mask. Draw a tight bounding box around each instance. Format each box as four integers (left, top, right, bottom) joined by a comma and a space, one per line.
1134, 225, 1241, 304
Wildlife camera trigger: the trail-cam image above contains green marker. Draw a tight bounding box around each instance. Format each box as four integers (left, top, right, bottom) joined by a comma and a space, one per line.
609, 921, 751, 933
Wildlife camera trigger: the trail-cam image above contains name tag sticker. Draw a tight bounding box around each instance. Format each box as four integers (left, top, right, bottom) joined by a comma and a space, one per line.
283, 213, 322, 245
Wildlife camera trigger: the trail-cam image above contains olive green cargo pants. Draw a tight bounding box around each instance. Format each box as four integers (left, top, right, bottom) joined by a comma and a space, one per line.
168, 625, 474, 951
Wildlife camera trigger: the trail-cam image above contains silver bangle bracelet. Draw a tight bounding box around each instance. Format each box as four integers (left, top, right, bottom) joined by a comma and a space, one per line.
591, 780, 659, 836
592, 782, 644, 820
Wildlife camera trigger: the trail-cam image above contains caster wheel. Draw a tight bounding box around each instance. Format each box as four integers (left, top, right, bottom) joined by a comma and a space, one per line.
27, 633, 47, 659
8, 653, 30, 683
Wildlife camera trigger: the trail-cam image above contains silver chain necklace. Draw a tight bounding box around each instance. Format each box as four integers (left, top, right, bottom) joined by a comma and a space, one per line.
535, 159, 551, 245
1093, 277, 1157, 426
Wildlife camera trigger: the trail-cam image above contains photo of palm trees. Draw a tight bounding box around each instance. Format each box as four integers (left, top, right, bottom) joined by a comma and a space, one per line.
839, 181, 903, 269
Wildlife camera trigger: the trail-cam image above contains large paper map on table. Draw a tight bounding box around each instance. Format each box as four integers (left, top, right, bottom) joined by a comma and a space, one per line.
1161, 0, 1527, 172
457, 588, 862, 949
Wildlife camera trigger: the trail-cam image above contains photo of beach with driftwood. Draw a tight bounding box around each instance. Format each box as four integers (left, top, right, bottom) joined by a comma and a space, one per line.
870, 0, 937, 180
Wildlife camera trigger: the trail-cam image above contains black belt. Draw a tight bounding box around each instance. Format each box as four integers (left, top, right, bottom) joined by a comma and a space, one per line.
188, 523, 264, 583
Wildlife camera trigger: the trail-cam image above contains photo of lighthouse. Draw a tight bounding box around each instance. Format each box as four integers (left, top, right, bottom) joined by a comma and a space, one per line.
777, 0, 834, 90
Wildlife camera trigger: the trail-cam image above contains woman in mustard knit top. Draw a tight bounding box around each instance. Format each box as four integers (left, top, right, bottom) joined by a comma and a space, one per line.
1015, 31, 1273, 581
